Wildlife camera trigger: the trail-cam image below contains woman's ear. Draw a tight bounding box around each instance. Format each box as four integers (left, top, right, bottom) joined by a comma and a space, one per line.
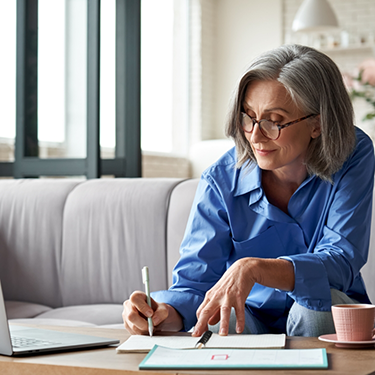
311, 115, 321, 139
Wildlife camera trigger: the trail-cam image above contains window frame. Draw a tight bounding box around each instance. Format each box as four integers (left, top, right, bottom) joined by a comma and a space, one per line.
0, 0, 141, 178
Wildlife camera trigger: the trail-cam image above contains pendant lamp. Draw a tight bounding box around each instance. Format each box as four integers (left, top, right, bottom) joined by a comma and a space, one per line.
292, 0, 339, 32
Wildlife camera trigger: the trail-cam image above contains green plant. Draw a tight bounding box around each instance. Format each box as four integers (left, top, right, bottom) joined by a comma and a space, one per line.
345, 58, 375, 121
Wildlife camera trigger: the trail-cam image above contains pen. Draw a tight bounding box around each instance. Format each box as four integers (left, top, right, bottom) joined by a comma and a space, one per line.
142, 266, 154, 337
195, 330, 212, 349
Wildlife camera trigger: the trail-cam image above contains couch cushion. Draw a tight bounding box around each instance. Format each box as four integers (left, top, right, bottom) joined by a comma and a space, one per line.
166, 179, 199, 287
60, 178, 183, 306
5, 301, 52, 319
35, 304, 124, 325
0, 179, 83, 307
96, 323, 125, 329
9, 318, 95, 327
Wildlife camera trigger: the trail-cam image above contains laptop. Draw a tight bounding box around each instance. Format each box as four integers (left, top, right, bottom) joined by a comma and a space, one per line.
0, 280, 120, 356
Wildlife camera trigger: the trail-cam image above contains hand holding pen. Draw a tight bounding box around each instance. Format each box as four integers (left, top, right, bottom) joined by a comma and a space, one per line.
122, 269, 185, 335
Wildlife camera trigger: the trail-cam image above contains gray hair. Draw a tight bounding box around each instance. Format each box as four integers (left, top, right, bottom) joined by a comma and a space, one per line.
225, 44, 356, 182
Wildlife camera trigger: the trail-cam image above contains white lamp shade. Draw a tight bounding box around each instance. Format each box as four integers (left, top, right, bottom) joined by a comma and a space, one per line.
292, 0, 339, 32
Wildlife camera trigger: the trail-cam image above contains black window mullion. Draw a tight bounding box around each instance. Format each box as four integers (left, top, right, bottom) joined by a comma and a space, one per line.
86, 0, 101, 179
17, 158, 86, 176
115, 0, 141, 177
15, 0, 39, 178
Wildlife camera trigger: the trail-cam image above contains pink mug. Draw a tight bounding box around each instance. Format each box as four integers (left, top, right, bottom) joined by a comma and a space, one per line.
331, 304, 375, 342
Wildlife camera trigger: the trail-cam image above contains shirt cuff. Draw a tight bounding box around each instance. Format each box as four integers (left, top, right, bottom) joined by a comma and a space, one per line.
278, 254, 332, 311
151, 290, 204, 332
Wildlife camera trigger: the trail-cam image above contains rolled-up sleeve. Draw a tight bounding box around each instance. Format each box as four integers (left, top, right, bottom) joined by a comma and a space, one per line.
280, 132, 374, 310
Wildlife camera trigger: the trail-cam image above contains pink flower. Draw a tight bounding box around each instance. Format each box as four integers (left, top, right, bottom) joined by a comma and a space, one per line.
342, 70, 361, 91
359, 58, 375, 86
342, 72, 354, 89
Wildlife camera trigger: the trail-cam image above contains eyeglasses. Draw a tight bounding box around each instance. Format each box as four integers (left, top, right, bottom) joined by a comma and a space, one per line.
240, 112, 318, 140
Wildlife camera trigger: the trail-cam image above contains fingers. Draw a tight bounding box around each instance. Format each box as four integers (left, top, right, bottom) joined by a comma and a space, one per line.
234, 306, 245, 334
193, 258, 255, 336
194, 304, 246, 336
122, 291, 171, 335
152, 302, 169, 327
122, 291, 155, 335
192, 303, 214, 337
122, 298, 150, 335
130, 291, 153, 318
196, 297, 208, 319
217, 305, 231, 335
194, 285, 247, 337
207, 309, 221, 326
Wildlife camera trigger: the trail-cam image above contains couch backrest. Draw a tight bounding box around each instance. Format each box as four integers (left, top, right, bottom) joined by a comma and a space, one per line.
0, 178, 184, 307
166, 179, 200, 287
60, 178, 183, 306
0, 177, 373, 308
0, 179, 82, 308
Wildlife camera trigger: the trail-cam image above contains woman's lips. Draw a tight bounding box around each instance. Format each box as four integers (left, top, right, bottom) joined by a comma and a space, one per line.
255, 148, 275, 156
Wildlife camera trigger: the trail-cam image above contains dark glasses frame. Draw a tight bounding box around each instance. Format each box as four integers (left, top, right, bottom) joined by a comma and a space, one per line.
241, 113, 318, 140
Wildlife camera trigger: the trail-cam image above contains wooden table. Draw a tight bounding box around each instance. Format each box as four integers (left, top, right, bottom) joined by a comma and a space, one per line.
0, 324, 374, 374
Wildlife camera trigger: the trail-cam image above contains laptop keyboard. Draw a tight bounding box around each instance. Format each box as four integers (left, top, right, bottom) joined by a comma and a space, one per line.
11, 335, 62, 348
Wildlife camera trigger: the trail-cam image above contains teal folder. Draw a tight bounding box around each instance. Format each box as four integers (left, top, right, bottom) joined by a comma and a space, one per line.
139, 345, 328, 370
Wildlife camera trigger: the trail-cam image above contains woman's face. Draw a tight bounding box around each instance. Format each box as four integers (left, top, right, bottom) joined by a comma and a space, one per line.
242, 79, 321, 178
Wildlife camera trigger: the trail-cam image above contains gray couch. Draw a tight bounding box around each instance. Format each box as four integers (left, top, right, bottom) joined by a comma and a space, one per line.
0, 178, 198, 328
0, 178, 374, 329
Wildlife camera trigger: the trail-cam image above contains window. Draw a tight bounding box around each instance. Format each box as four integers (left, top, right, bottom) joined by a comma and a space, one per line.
141, 0, 189, 155
0, 0, 16, 161
0, 0, 141, 178
0, 0, 190, 177
38, 0, 66, 145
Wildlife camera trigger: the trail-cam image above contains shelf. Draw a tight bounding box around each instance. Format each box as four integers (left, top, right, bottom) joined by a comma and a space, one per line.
319, 44, 375, 54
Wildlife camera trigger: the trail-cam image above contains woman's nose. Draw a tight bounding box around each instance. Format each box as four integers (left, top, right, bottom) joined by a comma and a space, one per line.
251, 123, 268, 143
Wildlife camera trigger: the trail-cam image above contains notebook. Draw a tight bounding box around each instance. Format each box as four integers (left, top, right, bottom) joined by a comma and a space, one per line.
0, 280, 119, 356
139, 346, 328, 370
116, 330, 286, 353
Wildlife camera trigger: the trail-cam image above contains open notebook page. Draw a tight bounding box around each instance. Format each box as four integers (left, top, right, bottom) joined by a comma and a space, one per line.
116, 333, 286, 353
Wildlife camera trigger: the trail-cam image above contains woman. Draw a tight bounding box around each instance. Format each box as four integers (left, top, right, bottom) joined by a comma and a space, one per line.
123, 44, 374, 337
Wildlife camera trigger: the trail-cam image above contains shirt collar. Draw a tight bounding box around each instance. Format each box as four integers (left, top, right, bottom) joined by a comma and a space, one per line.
234, 163, 263, 203
233, 162, 317, 206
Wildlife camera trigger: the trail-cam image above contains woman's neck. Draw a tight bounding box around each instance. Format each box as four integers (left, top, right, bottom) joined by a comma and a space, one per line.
261, 167, 308, 214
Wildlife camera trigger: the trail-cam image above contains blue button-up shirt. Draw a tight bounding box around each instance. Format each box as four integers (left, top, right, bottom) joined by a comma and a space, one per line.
153, 127, 375, 332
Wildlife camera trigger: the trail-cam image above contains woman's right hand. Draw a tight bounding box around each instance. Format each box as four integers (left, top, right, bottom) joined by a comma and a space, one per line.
122, 291, 184, 335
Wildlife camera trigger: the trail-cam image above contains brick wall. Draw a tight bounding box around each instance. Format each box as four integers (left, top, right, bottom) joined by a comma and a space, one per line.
284, 0, 375, 50
142, 153, 191, 178
283, 0, 375, 141
0, 141, 191, 179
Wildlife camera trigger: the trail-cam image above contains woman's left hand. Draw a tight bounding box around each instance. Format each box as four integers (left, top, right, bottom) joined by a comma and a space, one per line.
192, 257, 257, 337
192, 257, 295, 337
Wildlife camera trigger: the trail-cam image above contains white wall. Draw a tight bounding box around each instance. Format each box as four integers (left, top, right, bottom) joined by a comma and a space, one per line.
188, 0, 282, 176
283, 0, 375, 142
212, 0, 282, 139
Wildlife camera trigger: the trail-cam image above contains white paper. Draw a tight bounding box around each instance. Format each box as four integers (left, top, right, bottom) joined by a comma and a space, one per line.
206, 333, 286, 348
142, 346, 326, 368
117, 335, 198, 352
116, 333, 286, 353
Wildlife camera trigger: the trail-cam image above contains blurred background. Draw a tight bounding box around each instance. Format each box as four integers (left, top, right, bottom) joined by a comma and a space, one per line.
1, 0, 374, 179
